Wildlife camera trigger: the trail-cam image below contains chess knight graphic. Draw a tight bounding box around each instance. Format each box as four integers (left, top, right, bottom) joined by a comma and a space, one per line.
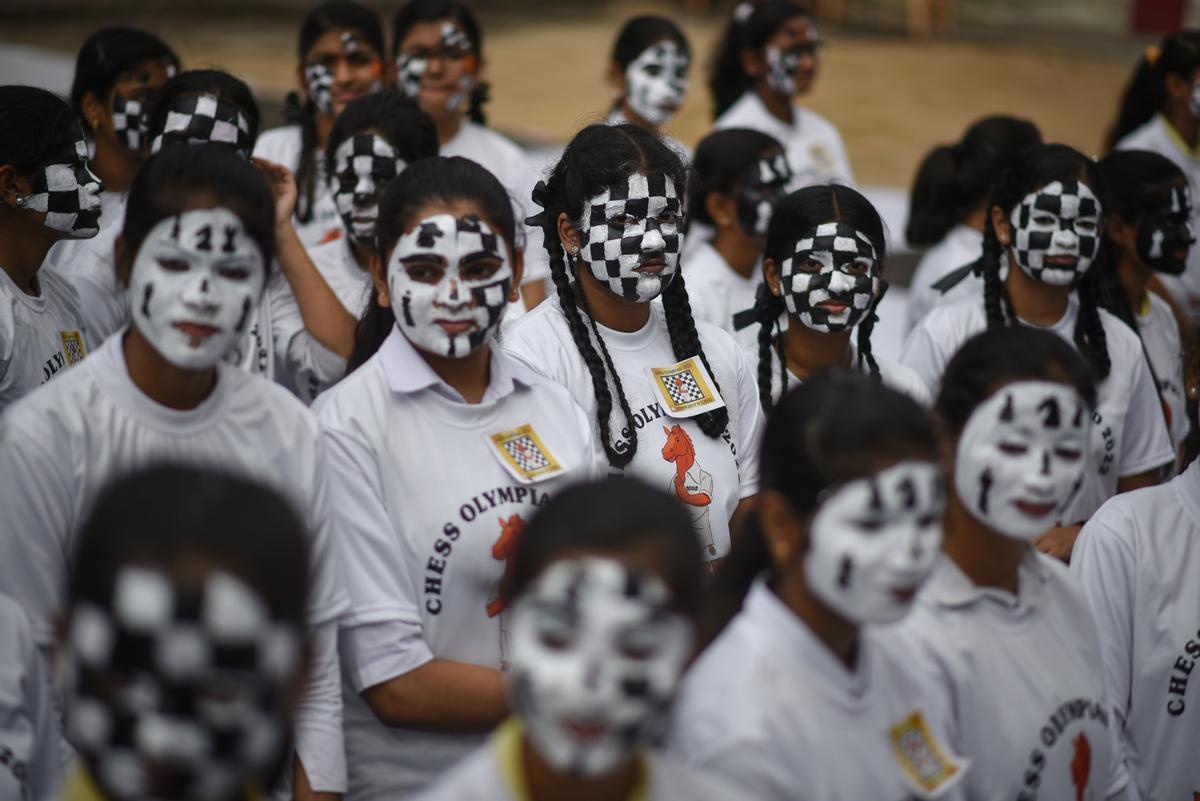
661, 424, 716, 555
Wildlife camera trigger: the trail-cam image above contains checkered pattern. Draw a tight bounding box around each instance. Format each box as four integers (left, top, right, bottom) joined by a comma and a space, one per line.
625, 42, 689, 127
27, 138, 102, 237
779, 221, 879, 332
396, 23, 472, 99
503, 434, 552, 474
305, 63, 335, 114
1010, 180, 1100, 285
149, 93, 253, 159
332, 135, 400, 206
738, 153, 793, 236
110, 91, 145, 151
581, 173, 681, 300
61, 332, 86, 364
661, 369, 703, 406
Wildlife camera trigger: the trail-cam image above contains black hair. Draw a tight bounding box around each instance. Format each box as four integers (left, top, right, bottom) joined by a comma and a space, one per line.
69, 464, 310, 623
392, 0, 490, 125
122, 144, 276, 270
687, 127, 783, 229
708, 0, 810, 120
142, 69, 261, 150
506, 478, 704, 618
0, 86, 81, 177
346, 155, 516, 372
906, 115, 1042, 247
529, 123, 728, 468
1107, 31, 1200, 153
70, 27, 179, 135
980, 143, 1112, 380
323, 89, 439, 176
287, 0, 386, 226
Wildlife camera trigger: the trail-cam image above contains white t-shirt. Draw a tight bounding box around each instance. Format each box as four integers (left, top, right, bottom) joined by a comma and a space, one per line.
45, 190, 128, 344
605, 109, 691, 163
669, 581, 968, 801
315, 327, 601, 801
265, 268, 350, 405
501, 301, 763, 572
906, 224, 983, 332
900, 296, 1175, 521
897, 551, 1132, 801
760, 340, 931, 408
0, 595, 60, 801
307, 237, 373, 318
254, 125, 343, 248
1115, 115, 1200, 316
1135, 292, 1189, 455
413, 719, 739, 801
1071, 460, 1200, 801
683, 239, 760, 351
713, 91, 854, 188
0, 266, 89, 415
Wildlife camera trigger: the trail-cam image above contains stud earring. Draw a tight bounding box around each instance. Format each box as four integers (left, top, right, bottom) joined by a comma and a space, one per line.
13, 194, 27, 209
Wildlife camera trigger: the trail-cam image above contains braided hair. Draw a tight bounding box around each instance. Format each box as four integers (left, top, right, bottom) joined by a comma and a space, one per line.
528, 123, 729, 468
981, 143, 1111, 380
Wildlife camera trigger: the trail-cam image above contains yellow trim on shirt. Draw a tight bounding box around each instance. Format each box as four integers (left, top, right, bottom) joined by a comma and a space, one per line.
62, 762, 266, 801
1158, 113, 1200, 160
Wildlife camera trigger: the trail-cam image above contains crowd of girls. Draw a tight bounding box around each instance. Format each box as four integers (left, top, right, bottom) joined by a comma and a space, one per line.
1, 2, 1200, 800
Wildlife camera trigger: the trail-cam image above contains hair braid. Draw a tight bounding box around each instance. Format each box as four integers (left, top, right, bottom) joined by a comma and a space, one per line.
291, 96, 319, 225
855, 279, 887, 378
980, 216, 1012, 330
1073, 270, 1112, 380
661, 272, 730, 438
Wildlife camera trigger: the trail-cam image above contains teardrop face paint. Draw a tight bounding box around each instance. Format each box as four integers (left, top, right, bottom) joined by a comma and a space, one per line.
1136, 184, 1195, 276
330, 134, 403, 248
624, 41, 689, 127
777, 221, 880, 332
1008, 180, 1101, 286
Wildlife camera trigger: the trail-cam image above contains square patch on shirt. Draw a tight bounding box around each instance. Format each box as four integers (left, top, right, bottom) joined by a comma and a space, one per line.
890, 711, 964, 798
647, 357, 726, 418
59, 330, 88, 366
487, 424, 563, 484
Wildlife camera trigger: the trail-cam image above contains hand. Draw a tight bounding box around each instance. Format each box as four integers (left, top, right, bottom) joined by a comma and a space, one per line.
1035, 524, 1083, 563
252, 157, 298, 229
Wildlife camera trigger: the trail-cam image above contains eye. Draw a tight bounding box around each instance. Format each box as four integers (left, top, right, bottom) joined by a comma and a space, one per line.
537, 623, 574, 651
459, 259, 501, 282
842, 258, 872, 276
852, 518, 883, 532
619, 629, 660, 660
917, 513, 940, 527
998, 442, 1028, 456
1031, 214, 1057, 227
642, 64, 663, 77
609, 212, 638, 227
1074, 219, 1098, 233
346, 52, 374, 67
157, 258, 189, 272
799, 257, 824, 272
404, 262, 442, 283
217, 266, 251, 281
1053, 447, 1082, 461
658, 210, 680, 226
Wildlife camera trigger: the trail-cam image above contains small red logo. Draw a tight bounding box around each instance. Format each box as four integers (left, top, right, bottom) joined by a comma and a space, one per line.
1070, 732, 1091, 801
486, 514, 525, 618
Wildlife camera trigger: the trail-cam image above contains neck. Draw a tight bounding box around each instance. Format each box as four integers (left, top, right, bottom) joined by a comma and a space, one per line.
575, 267, 653, 333
434, 112, 464, 147
755, 83, 794, 124
315, 112, 335, 150
90, 141, 138, 194
1004, 256, 1071, 326
711, 232, 760, 279
522, 732, 642, 801
421, 342, 492, 403
618, 100, 661, 137
781, 321, 853, 379
349, 239, 373, 272
775, 571, 859, 669
1115, 250, 1152, 314
962, 206, 988, 233
0, 217, 58, 293
941, 495, 1025, 594
121, 328, 218, 411
1166, 106, 1200, 149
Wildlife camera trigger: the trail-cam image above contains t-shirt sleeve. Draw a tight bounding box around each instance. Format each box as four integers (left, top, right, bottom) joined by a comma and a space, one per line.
1117, 349, 1175, 478
18, 604, 64, 800
729, 343, 763, 498
0, 295, 15, 404
899, 314, 951, 394
269, 272, 347, 400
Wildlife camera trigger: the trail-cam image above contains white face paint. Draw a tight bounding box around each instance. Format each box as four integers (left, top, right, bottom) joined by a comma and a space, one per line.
330, 134, 403, 248
387, 213, 512, 358
25, 136, 103, 239
954, 381, 1089, 540
508, 558, 692, 777
764, 46, 800, 95
624, 41, 689, 127
578, 173, 683, 303
778, 221, 881, 332
804, 461, 944, 625
129, 208, 266, 370
1009, 180, 1101, 286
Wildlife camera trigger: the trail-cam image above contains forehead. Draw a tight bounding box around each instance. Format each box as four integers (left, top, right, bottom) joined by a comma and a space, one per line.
399, 18, 467, 50
529, 558, 670, 609
308, 27, 375, 57
595, 172, 679, 202
792, 221, 876, 255
334, 132, 395, 162
1024, 180, 1099, 213
112, 58, 176, 90
633, 38, 689, 62
768, 15, 816, 46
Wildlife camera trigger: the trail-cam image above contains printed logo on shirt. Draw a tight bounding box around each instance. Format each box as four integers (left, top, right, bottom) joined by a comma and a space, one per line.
1017, 697, 1109, 801
1091, 410, 1115, 477
487, 424, 563, 483
0, 743, 29, 801
488, 513, 526, 670
1070, 733, 1091, 801
661, 424, 718, 561
59, 330, 87, 365
647, 357, 725, 418
1166, 627, 1200, 716
890, 711, 962, 797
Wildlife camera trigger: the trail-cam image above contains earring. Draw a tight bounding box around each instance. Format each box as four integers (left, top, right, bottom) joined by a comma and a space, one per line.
571, 245, 580, 257
13, 194, 27, 209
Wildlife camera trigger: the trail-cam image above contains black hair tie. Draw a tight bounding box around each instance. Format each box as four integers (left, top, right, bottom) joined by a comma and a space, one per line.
525, 179, 551, 229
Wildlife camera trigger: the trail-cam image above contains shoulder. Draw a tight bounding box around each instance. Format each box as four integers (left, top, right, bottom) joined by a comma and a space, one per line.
36, 265, 84, 305
1087, 478, 1177, 543
1145, 293, 1181, 338
224, 366, 321, 432
911, 296, 984, 343
1114, 118, 1162, 152
1095, 306, 1148, 361
645, 752, 746, 799
455, 124, 528, 168
1, 348, 96, 429
712, 94, 759, 129
501, 301, 572, 361
693, 315, 750, 373
795, 107, 842, 138
253, 126, 303, 162
313, 355, 387, 428
875, 356, 931, 405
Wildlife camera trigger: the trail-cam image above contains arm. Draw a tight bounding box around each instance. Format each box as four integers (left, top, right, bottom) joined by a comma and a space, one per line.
361, 659, 507, 732
21, 610, 64, 801
290, 618, 345, 796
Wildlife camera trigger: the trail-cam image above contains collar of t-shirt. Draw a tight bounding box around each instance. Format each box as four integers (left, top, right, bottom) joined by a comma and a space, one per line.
0, 262, 49, 311
569, 303, 666, 355
379, 324, 533, 404
921, 549, 1051, 612
1156, 113, 1200, 161
1172, 457, 1200, 525
61, 763, 266, 801
740, 90, 800, 135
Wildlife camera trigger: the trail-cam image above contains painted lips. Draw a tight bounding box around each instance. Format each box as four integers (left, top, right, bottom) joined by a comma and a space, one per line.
172, 321, 220, 343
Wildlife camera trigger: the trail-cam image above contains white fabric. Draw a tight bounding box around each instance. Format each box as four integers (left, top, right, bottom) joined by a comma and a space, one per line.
713, 91, 854, 188
683, 239, 760, 350
759, 337, 931, 407
900, 296, 1175, 521
308, 237, 373, 318
669, 581, 966, 801
1135, 292, 1189, 456
1072, 460, 1200, 801
0, 265, 89, 415
254, 125, 343, 248
906, 224, 983, 331
502, 301, 763, 570
0, 333, 349, 792
315, 327, 602, 800
0, 595, 61, 801
266, 268, 350, 405
897, 551, 1133, 801
45, 189, 128, 343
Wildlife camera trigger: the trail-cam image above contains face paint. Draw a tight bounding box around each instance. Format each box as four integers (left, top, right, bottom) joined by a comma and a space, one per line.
508, 558, 692, 777
1008, 180, 1101, 286
954, 381, 1089, 540
1136, 184, 1195, 276
395, 22, 475, 111
387, 213, 512, 358
25, 135, 103, 239
149, 94, 254, 160
1190, 80, 1200, 119
778, 221, 879, 332
129, 208, 266, 370
111, 90, 145, 152
578, 173, 682, 303
736, 153, 792, 237
62, 566, 302, 801
331, 134, 403, 248
304, 63, 335, 115
804, 461, 944, 625
624, 41, 689, 127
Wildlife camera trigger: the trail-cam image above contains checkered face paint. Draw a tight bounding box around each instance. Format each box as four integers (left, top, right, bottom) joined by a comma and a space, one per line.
25, 135, 103, 239
578, 172, 682, 303
331, 134, 403, 248
149, 94, 254, 160
395, 22, 475, 112
955, 381, 1089, 540
737, 152, 792, 237
778, 221, 880, 332
1136, 184, 1195, 276
509, 558, 692, 777
764, 46, 801, 95
388, 213, 512, 358
304, 63, 335, 115
111, 90, 146, 152
804, 461, 944, 625
61, 566, 302, 801
129, 208, 266, 370
1008, 180, 1101, 286
624, 41, 689, 127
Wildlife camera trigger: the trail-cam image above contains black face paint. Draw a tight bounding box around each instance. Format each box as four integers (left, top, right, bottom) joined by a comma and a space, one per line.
110, 90, 145, 152
736, 153, 792, 237
1136, 185, 1195, 276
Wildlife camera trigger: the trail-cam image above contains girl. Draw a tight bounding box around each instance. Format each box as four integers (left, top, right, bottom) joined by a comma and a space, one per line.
685, 127, 789, 348
1096, 149, 1193, 463
392, 0, 549, 309
0, 85, 101, 412
898, 327, 1137, 801
59, 464, 312, 801
669, 372, 967, 801
605, 16, 692, 159
740, 183, 930, 408
0, 146, 348, 800
314, 156, 601, 801
49, 27, 179, 342
901, 144, 1174, 558
255, 0, 386, 248
905, 115, 1042, 329
414, 479, 737, 800
1109, 31, 1200, 315
504, 123, 763, 575
710, 0, 853, 188
1072, 325, 1200, 801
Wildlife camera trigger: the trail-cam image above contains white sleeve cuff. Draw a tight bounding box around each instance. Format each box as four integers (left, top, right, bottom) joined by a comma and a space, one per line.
340, 619, 435, 693
292, 619, 347, 793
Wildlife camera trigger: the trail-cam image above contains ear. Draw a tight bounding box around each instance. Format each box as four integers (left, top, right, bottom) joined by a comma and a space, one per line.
990, 205, 1012, 247
763, 257, 783, 297
607, 62, 627, 95
740, 46, 765, 80
757, 489, 805, 570
80, 90, 107, 133
1104, 214, 1137, 253
0, 165, 28, 211
370, 250, 391, 308
556, 211, 582, 259
663, 425, 671, 436
706, 191, 738, 228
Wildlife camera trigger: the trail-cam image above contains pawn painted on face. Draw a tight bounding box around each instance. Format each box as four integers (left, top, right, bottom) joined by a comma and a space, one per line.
737, 152, 792, 237
1136, 183, 1196, 275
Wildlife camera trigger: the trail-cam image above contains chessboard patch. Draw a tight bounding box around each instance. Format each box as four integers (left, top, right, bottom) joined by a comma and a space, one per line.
890, 711, 966, 798
647, 357, 726, 418
487, 424, 564, 484
59, 330, 88, 366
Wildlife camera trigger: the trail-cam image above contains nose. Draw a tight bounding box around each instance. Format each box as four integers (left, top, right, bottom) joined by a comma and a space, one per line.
827, 269, 856, 294
334, 58, 354, 84
1053, 223, 1078, 247
1039, 450, 1052, 476
353, 175, 374, 205
641, 225, 665, 252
